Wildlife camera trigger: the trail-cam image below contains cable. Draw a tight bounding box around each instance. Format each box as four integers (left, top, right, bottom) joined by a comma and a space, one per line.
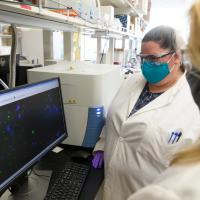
72, 8, 98, 25
0, 79, 9, 89
32, 169, 51, 178
7, 169, 32, 194
100, 35, 109, 64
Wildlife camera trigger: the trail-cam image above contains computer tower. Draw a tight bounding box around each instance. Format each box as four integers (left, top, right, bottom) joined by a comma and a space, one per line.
0, 54, 20, 89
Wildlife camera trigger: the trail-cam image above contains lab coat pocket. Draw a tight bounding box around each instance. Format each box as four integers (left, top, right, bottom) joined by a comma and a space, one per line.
165, 128, 196, 161
136, 125, 176, 169
164, 143, 180, 162
165, 138, 193, 161
137, 124, 193, 169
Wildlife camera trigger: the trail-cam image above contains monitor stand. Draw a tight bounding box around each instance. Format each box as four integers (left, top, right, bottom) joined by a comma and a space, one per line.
1, 170, 52, 200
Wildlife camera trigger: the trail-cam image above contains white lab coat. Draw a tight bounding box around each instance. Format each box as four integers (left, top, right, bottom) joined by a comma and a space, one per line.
94, 73, 200, 200
127, 163, 200, 200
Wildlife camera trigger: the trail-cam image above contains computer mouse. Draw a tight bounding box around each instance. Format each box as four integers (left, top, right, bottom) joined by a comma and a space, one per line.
71, 150, 91, 162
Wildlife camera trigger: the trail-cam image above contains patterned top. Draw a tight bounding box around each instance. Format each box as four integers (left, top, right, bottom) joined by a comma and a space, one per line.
129, 84, 163, 117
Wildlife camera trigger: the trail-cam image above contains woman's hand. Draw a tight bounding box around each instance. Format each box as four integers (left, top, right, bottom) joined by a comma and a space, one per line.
92, 151, 104, 168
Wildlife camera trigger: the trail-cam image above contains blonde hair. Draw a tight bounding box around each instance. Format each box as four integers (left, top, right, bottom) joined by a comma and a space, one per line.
188, 0, 200, 69
171, 0, 200, 166
171, 140, 200, 165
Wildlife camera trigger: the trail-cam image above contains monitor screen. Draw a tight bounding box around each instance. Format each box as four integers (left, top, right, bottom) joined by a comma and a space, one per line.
0, 78, 67, 193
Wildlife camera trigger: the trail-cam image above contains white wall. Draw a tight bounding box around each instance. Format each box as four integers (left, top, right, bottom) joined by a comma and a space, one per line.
81, 34, 97, 62
53, 31, 64, 60
21, 28, 44, 65
145, 0, 195, 43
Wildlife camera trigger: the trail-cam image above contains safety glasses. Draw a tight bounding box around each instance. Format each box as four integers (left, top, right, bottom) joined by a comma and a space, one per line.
138, 51, 175, 64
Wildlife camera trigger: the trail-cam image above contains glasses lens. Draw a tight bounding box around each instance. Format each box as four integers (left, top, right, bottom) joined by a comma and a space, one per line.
139, 52, 174, 64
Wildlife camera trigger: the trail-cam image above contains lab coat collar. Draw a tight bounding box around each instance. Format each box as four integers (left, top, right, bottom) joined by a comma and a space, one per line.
132, 71, 187, 116
127, 75, 146, 117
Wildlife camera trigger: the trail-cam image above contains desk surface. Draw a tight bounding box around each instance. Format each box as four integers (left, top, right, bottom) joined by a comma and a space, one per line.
1, 144, 104, 200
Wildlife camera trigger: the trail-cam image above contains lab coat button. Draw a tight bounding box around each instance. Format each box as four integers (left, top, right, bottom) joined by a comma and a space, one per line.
119, 137, 124, 142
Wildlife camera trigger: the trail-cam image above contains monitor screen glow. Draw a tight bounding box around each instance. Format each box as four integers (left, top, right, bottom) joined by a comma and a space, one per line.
0, 78, 67, 193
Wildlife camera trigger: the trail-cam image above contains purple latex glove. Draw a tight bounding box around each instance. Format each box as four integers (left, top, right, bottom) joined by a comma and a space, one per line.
92, 151, 104, 168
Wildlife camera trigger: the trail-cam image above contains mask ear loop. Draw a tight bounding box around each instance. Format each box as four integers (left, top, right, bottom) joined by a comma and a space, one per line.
167, 52, 176, 64
170, 64, 176, 72
168, 53, 176, 72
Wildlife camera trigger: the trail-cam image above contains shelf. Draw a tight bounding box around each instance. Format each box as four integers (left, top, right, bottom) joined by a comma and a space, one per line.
0, 2, 78, 32
0, 33, 12, 38
0, 2, 107, 31
108, 28, 136, 38
100, 0, 145, 19
93, 28, 137, 40
100, 0, 132, 8
0, 2, 137, 39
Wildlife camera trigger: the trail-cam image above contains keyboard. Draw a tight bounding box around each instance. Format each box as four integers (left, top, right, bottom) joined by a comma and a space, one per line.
44, 161, 90, 200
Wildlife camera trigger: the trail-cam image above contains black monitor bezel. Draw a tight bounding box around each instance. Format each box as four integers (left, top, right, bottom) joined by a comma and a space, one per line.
0, 77, 68, 194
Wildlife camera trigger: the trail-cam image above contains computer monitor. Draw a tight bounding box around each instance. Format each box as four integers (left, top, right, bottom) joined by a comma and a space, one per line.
0, 77, 67, 195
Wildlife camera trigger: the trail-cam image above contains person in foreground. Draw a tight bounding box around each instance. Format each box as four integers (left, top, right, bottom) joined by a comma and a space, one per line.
127, 141, 200, 200
127, 1, 200, 200
92, 25, 200, 200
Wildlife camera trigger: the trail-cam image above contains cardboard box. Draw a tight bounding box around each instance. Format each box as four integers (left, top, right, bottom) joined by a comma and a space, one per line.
100, 6, 114, 26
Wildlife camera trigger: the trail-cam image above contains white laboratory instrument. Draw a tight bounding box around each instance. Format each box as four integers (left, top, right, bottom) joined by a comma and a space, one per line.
27, 61, 123, 147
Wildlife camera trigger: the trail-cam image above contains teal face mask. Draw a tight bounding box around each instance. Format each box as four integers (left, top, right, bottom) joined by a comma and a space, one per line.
141, 54, 175, 84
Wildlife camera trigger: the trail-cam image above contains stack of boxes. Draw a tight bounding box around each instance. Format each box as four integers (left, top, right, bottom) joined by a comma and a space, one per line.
100, 6, 115, 27
130, 16, 142, 35
100, 5, 124, 31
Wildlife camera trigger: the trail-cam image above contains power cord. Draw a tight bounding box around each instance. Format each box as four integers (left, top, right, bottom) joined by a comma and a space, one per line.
100, 36, 109, 64
32, 168, 51, 178
7, 169, 32, 194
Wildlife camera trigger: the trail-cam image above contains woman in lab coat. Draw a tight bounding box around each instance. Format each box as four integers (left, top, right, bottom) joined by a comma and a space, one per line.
126, 1, 200, 200
93, 25, 200, 200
